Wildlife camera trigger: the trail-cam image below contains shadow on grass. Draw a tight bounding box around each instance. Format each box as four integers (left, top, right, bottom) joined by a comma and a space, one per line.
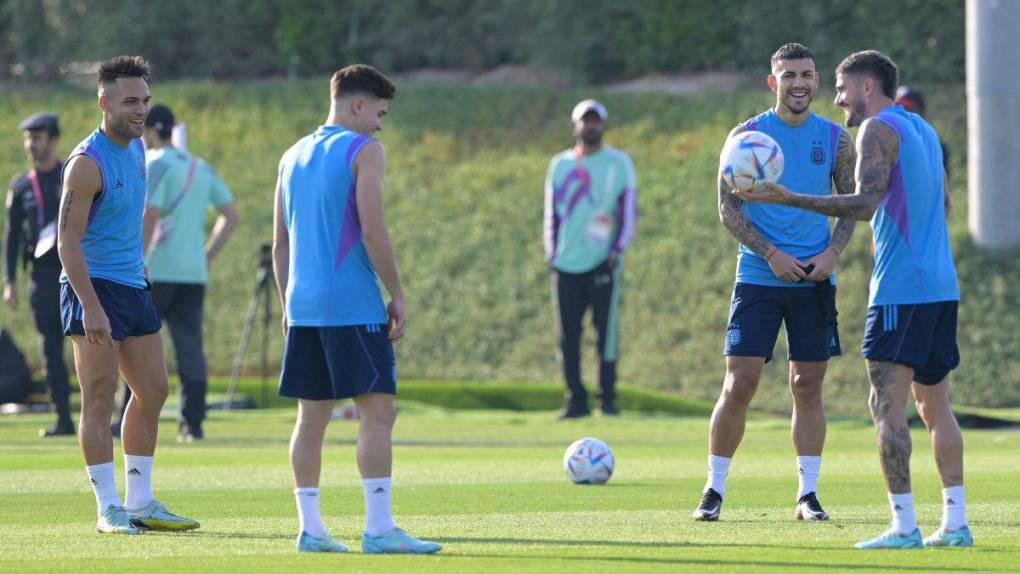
439, 547, 993, 571
184, 531, 293, 541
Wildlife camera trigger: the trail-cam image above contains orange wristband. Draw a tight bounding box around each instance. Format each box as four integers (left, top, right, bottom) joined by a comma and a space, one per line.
765, 247, 778, 261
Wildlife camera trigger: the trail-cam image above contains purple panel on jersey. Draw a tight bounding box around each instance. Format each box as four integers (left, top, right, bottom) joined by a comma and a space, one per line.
828, 124, 840, 177
875, 114, 911, 245
334, 181, 362, 270
881, 163, 911, 245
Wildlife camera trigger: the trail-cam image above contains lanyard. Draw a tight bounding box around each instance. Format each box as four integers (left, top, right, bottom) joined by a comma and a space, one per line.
27, 161, 61, 230
27, 169, 45, 229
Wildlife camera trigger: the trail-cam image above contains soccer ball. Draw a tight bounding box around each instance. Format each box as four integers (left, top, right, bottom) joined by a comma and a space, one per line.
720, 130, 784, 191
563, 437, 615, 485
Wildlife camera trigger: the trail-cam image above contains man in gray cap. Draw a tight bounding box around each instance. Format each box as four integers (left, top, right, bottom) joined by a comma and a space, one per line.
3, 113, 74, 436
544, 99, 637, 418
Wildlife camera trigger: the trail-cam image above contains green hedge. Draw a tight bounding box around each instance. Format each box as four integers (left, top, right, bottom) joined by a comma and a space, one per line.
1, 0, 964, 84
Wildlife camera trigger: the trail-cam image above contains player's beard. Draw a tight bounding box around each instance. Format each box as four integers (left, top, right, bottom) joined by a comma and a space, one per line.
108, 113, 142, 142
781, 91, 813, 115
580, 130, 602, 147
845, 99, 867, 127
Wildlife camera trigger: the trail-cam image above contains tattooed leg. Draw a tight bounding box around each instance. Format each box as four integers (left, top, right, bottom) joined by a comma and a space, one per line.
912, 377, 964, 488
866, 360, 914, 494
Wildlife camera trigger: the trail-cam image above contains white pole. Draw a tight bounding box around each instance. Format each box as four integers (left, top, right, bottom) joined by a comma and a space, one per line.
967, 0, 1020, 249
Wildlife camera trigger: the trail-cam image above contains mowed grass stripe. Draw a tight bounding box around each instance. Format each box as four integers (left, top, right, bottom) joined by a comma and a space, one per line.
1, 409, 1018, 572
0, 510, 1015, 573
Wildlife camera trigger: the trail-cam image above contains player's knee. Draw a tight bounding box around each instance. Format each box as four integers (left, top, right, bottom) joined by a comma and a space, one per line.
914, 397, 950, 430
790, 376, 823, 404
133, 381, 169, 405
80, 387, 115, 420
360, 399, 397, 428
721, 374, 757, 407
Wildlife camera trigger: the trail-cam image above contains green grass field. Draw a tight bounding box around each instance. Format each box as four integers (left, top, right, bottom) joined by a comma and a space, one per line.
1, 404, 1017, 573
2, 80, 1018, 415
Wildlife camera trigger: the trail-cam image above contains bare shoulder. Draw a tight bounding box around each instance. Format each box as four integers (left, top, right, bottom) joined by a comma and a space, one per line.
360, 139, 385, 158
857, 118, 899, 157
63, 154, 102, 197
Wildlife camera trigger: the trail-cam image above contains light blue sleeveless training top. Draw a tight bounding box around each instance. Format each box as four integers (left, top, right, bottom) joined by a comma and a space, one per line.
60, 127, 147, 289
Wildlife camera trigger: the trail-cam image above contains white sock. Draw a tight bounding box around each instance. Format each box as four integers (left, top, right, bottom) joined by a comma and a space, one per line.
705, 455, 731, 498
86, 462, 121, 515
796, 456, 822, 499
888, 492, 917, 535
294, 487, 327, 537
362, 477, 396, 536
123, 454, 154, 510
942, 486, 967, 531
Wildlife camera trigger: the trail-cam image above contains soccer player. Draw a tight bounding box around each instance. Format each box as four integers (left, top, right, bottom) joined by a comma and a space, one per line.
4, 113, 73, 437
273, 64, 441, 554
736, 50, 972, 548
544, 99, 637, 418
112, 104, 239, 442
58, 55, 199, 534
694, 43, 857, 522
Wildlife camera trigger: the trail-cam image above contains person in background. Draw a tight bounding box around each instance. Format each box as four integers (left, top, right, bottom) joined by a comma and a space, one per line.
3, 113, 74, 437
112, 104, 238, 442
544, 99, 636, 419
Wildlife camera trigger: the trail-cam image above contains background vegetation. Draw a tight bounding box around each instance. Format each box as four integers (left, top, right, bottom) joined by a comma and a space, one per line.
1, 0, 964, 84
3, 77, 1017, 414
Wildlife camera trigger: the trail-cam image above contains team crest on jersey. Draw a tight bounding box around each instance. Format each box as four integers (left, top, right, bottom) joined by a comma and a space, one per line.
810, 141, 825, 165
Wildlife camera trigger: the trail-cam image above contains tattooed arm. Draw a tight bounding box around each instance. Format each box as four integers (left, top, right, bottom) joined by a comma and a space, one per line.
719, 125, 807, 282
804, 127, 858, 281
828, 127, 858, 254
57, 155, 112, 347
736, 119, 899, 222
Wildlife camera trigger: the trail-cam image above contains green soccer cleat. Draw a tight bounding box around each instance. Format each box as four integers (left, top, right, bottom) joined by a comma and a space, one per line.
361, 527, 442, 554
96, 504, 142, 535
128, 499, 200, 531
297, 531, 349, 553
924, 525, 974, 547
854, 528, 923, 549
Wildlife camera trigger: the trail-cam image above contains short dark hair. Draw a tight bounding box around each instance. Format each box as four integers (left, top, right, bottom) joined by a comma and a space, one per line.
330, 64, 396, 100
98, 55, 151, 86
835, 50, 899, 99
771, 43, 814, 68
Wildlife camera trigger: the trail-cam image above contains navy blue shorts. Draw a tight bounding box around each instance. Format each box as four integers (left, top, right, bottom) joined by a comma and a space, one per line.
279, 325, 396, 400
724, 283, 841, 362
60, 278, 162, 341
861, 301, 959, 384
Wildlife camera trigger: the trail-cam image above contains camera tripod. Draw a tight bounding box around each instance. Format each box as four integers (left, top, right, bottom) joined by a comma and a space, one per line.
224, 244, 275, 410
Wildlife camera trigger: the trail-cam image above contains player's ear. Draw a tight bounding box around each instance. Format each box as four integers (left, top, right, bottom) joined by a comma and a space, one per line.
351, 96, 363, 116
98, 94, 109, 114
766, 74, 778, 93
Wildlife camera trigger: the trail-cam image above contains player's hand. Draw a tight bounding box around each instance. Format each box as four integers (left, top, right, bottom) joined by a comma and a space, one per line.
281, 315, 288, 338
805, 247, 839, 281
82, 306, 114, 347
733, 181, 792, 204
767, 250, 809, 282
3, 282, 16, 311
387, 297, 406, 342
